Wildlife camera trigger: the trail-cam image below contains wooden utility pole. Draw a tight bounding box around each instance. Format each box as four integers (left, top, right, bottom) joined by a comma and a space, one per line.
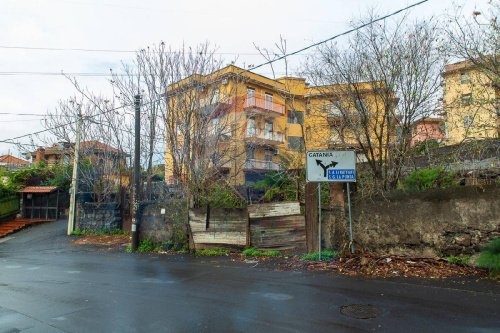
131, 94, 141, 251
67, 107, 82, 235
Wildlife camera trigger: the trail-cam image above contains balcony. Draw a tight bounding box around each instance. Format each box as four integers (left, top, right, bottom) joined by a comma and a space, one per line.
325, 105, 344, 125
245, 129, 284, 146
244, 159, 281, 171
244, 94, 285, 117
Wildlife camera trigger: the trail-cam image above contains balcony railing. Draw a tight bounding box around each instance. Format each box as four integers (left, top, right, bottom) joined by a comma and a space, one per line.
244, 94, 285, 115
245, 128, 284, 145
244, 159, 281, 171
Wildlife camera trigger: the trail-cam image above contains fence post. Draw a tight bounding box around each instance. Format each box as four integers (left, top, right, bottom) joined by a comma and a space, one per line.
305, 182, 318, 252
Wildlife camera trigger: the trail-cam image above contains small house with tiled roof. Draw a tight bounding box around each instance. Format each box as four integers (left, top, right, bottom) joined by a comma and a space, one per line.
0, 154, 30, 170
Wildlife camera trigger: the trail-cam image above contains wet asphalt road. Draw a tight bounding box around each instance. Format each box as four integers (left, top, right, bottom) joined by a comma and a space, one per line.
0, 220, 499, 333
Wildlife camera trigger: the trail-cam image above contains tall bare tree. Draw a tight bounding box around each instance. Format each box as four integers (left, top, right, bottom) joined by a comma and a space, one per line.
304, 12, 445, 190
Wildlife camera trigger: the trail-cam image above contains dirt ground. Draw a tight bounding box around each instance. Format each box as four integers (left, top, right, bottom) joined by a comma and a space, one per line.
71, 235, 490, 279
276, 254, 489, 279
72, 234, 130, 248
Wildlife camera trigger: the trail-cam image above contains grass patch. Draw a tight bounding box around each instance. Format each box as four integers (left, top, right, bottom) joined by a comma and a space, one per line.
70, 228, 128, 236
242, 248, 281, 257
125, 244, 133, 253
301, 250, 337, 261
195, 249, 229, 256
446, 255, 471, 266
477, 238, 500, 277
137, 239, 156, 253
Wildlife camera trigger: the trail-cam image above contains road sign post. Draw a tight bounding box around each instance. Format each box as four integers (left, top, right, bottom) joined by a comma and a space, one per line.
306, 150, 356, 254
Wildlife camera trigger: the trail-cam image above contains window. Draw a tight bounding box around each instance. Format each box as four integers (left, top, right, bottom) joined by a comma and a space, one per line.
463, 115, 473, 128
288, 110, 304, 124
210, 89, 220, 104
210, 117, 220, 135
324, 100, 342, 116
460, 72, 470, 84
246, 146, 255, 159
288, 136, 304, 151
264, 149, 273, 162
246, 87, 256, 106
176, 121, 184, 136
461, 93, 472, 106
305, 126, 311, 141
355, 98, 368, 113
306, 98, 311, 115
246, 117, 256, 136
264, 121, 273, 140
265, 93, 273, 110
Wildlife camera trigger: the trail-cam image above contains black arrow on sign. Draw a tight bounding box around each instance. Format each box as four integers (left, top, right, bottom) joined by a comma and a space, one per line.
316, 159, 338, 177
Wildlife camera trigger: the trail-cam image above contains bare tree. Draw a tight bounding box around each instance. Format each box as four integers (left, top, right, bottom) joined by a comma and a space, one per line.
443, 2, 499, 142
446, 2, 499, 85
304, 12, 444, 190
42, 95, 131, 203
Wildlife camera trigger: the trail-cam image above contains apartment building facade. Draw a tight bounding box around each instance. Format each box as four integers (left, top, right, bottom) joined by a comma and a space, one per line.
165, 65, 385, 186
443, 59, 499, 144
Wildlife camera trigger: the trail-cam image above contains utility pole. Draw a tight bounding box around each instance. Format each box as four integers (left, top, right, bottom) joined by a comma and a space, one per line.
131, 94, 141, 251
67, 107, 82, 235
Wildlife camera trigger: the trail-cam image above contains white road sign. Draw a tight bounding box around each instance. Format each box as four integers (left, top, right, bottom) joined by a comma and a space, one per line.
306, 150, 356, 182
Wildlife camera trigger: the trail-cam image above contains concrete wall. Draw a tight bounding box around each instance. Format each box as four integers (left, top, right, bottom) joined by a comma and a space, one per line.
324, 186, 500, 256
76, 202, 121, 231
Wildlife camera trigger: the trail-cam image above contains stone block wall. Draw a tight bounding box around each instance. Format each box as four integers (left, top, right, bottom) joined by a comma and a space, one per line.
323, 186, 500, 256
139, 200, 188, 244
76, 202, 122, 231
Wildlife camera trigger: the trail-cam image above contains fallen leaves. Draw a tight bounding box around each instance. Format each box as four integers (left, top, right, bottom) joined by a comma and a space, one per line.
278, 254, 488, 279
72, 234, 130, 248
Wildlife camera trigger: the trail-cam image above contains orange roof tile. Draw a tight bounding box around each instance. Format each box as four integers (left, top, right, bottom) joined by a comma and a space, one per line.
0, 155, 30, 165
18, 186, 58, 193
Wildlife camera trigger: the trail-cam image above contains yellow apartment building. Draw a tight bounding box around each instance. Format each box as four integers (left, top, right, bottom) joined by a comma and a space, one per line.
443, 59, 499, 144
165, 65, 388, 187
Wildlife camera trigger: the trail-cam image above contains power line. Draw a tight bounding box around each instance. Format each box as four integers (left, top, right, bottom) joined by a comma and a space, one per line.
0, 0, 430, 145
0, 44, 304, 57
0, 71, 304, 77
248, 0, 430, 71
0, 118, 45, 123
0, 103, 132, 144
0, 112, 46, 116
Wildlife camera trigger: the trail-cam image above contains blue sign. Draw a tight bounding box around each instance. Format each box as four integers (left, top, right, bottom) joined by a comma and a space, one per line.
327, 169, 356, 180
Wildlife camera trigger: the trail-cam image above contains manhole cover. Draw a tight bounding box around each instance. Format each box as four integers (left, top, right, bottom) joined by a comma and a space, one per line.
340, 304, 379, 319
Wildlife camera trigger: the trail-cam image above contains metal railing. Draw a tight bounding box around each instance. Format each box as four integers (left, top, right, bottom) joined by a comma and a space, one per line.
245, 128, 284, 143
244, 94, 285, 115
244, 159, 281, 171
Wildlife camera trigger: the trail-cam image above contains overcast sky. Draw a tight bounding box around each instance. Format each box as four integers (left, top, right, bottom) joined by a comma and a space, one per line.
0, 0, 487, 157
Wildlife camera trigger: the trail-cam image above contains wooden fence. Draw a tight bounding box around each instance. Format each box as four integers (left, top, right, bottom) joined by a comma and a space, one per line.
189, 202, 305, 251
0, 195, 20, 220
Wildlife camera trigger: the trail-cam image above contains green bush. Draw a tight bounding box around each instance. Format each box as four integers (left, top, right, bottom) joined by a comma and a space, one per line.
242, 248, 281, 257
446, 255, 471, 266
477, 238, 500, 276
125, 244, 133, 253
137, 239, 156, 253
301, 250, 337, 261
198, 183, 246, 209
402, 167, 456, 191
195, 249, 229, 256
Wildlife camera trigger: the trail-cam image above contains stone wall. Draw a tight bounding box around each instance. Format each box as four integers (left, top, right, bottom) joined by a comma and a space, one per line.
323, 185, 500, 256
139, 200, 188, 244
76, 202, 122, 231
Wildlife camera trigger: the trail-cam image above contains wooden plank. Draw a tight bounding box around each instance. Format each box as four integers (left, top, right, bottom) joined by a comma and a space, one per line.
250, 215, 306, 251
248, 202, 300, 219
192, 231, 246, 246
